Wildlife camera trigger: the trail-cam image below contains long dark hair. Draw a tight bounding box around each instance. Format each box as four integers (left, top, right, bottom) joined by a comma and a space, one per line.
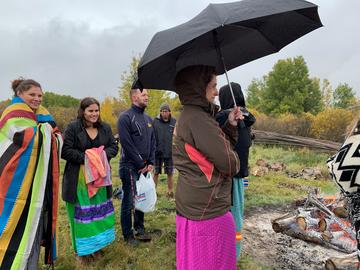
77, 97, 102, 128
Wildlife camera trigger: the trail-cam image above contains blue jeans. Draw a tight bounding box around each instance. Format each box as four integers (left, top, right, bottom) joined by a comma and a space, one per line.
119, 165, 145, 238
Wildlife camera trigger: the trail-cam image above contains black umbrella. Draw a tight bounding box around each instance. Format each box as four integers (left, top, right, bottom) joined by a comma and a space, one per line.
138, 0, 322, 104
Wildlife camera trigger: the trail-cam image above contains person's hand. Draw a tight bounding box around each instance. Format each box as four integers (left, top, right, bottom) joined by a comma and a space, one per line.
147, 165, 153, 172
138, 166, 148, 174
228, 107, 244, 126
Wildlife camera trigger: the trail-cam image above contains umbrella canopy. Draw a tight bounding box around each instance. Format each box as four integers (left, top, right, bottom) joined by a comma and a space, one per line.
137, 0, 322, 91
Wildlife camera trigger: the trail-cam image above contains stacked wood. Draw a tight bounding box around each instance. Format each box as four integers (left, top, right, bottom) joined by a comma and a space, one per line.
325, 252, 359, 270
272, 194, 357, 254
253, 129, 341, 152
271, 211, 357, 253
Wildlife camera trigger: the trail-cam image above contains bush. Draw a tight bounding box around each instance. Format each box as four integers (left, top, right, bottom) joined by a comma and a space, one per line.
250, 108, 314, 137
48, 106, 77, 132
311, 108, 353, 142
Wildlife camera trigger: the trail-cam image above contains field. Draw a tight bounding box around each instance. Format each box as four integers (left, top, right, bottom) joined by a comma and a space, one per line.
41, 145, 338, 270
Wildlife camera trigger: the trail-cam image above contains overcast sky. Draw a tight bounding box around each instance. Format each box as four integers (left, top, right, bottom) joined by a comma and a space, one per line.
0, 0, 359, 101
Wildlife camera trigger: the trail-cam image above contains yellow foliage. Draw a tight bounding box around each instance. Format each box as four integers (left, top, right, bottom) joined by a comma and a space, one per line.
311, 108, 353, 142
101, 97, 117, 133
252, 110, 314, 137
48, 106, 77, 132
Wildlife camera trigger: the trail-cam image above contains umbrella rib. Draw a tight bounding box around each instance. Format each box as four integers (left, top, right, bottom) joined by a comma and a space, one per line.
226, 24, 280, 52
208, 4, 225, 25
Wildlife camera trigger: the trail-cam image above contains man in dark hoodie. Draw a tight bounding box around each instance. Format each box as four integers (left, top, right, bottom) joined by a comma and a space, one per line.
216, 82, 256, 259
117, 80, 156, 246
153, 103, 176, 199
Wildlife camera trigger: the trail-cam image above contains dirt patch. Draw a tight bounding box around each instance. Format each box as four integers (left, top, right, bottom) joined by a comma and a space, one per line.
242, 205, 347, 269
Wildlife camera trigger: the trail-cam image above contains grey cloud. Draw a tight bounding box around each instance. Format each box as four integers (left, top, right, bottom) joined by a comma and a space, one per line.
0, 0, 359, 101
0, 18, 156, 100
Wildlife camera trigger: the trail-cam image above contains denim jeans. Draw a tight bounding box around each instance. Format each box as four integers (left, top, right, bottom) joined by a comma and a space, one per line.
119, 165, 145, 238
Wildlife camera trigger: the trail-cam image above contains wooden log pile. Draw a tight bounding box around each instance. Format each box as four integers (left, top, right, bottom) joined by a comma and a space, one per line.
253, 130, 341, 152
272, 194, 357, 255
325, 252, 359, 270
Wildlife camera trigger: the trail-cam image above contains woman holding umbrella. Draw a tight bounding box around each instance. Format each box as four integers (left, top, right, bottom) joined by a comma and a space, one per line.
172, 65, 242, 270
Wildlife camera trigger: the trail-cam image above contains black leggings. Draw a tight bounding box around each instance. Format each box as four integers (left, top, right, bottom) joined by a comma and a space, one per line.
347, 193, 360, 263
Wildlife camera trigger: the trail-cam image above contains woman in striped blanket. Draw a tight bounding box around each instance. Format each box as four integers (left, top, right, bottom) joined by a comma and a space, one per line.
0, 78, 63, 270
61, 97, 118, 265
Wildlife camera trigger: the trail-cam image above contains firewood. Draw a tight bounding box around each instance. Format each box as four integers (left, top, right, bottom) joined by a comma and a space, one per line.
296, 216, 307, 230
297, 210, 320, 230
252, 129, 341, 152
318, 218, 327, 232
333, 207, 348, 219
272, 215, 298, 233
325, 252, 358, 270
305, 194, 356, 240
272, 213, 356, 253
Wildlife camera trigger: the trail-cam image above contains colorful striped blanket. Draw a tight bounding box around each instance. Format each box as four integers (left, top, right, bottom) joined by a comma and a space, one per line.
0, 97, 63, 269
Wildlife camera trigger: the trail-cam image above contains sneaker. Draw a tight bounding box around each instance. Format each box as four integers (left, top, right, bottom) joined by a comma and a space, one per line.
91, 249, 105, 260
167, 191, 175, 201
167, 191, 174, 198
135, 228, 152, 242
124, 235, 140, 247
113, 187, 123, 200
75, 254, 92, 265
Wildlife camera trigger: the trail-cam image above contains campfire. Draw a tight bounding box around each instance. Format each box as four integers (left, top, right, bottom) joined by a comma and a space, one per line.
272, 193, 358, 269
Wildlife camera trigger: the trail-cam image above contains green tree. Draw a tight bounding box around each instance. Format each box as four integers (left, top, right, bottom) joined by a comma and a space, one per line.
321, 78, 333, 108
260, 56, 322, 115
333, 83, 356, 109
303, 77, 323, 114
246, 78, 265, 110
42, 92, 80, 108
118, 55, 140, 108
118, 55, 178, 118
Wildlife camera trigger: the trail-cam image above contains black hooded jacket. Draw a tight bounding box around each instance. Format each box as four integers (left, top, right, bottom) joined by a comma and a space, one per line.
216, 82, 256, 178
153, 114, 176, 159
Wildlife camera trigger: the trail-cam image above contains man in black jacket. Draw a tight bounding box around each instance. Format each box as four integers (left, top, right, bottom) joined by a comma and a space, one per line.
153, 103, 176, 199
117, 83, 156, 246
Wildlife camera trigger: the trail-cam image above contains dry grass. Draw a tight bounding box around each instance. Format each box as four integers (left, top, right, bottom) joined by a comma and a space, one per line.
39, 145, 337, 269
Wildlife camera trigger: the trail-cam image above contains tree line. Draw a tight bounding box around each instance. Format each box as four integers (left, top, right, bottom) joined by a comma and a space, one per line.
0, 55, 357, 142
246, 56, 357, 115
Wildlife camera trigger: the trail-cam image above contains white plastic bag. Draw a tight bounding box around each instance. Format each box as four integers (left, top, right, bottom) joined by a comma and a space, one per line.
135, 173, 157, 213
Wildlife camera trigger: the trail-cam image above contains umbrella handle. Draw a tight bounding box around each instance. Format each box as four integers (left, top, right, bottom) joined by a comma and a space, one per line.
212, 30, 238, 109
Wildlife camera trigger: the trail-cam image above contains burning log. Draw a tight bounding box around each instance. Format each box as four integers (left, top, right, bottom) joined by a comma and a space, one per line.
325, 252, 359, 270
272, 214, 300, 233
305, 194, 356, 240
272, 215, 322, 243
271, 214, 356, 252
319, 217, 353, 234
272, 194, 357, 253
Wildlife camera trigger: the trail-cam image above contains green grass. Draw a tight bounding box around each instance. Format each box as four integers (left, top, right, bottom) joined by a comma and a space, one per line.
39, 145, 337, 269
246, 145, 337, 207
